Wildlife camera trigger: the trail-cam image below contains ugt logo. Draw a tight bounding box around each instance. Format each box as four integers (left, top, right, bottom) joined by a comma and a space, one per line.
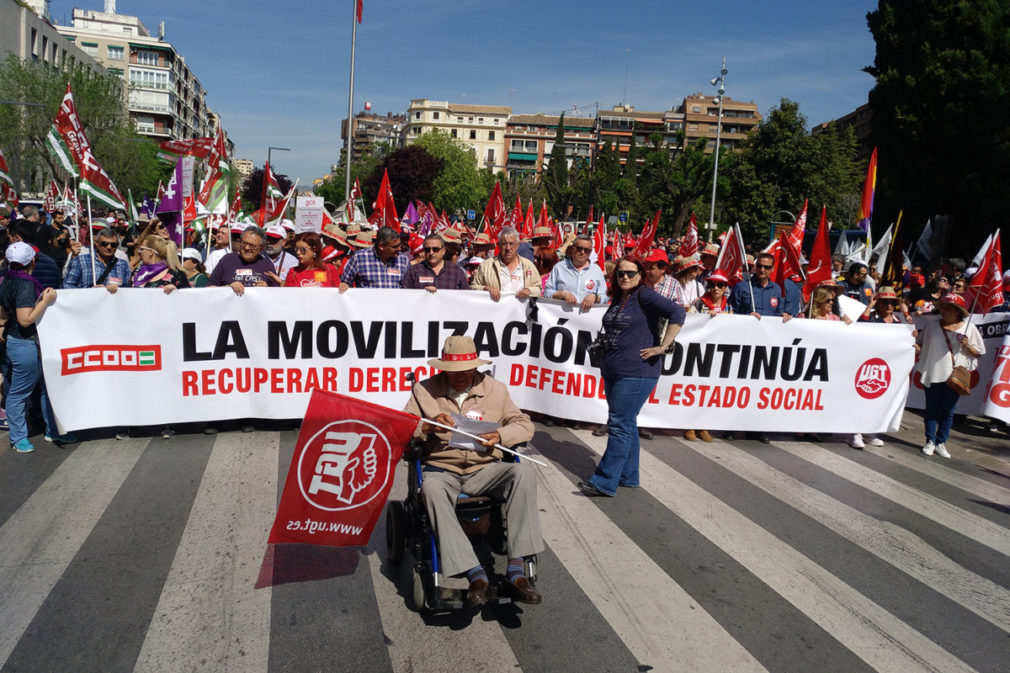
296, 420, 392, 511
854, 358, 891, 400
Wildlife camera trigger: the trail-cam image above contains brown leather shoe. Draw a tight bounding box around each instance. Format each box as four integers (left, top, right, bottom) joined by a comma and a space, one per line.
684, 429, 697, 441
697, 430, 713, 442
465, 578, 490, 608
504, 576, 542, 604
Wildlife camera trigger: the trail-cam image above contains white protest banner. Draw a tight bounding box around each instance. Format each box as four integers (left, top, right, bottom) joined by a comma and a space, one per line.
980, 333, 1010, 423
295, 195, 324, 233
906, 313, 1010, 415
38, 289, 914, 433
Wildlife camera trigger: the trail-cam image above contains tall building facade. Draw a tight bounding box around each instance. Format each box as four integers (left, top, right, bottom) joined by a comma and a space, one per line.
341, 111, 406, 163
596, 105, 685, 165
403, 99, 510, 171
56, 1, 220, 143
505, 114, 595, 179
0, 0, 100, 72
679, 93, 760, 152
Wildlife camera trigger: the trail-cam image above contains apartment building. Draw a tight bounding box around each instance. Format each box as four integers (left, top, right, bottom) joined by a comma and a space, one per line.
341, 111, 407, 162
0, 0, 100, 72
504, 113, 595, 179
403, 99, 511, 171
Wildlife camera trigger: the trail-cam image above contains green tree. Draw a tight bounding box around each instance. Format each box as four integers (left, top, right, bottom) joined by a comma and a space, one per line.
592, 140, 621, 217
361, 144, 441, 214
723, 99, 860, 242
542, 113, 572, 219
315, 142, 389, 206
413, 130, 489, 213
0, 54, 166, 198
241, 166, 294, 210
638, 132, 715, 237
865, 0, 1010, 256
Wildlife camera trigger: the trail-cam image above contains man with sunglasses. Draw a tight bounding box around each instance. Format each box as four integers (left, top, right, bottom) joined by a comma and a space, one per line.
841, 262, 874, 305
727, 252, 786, 319
400, 234, 469, 291
545, 233, 607, 311
339, 226, 410, 291
64, 227, 131, 291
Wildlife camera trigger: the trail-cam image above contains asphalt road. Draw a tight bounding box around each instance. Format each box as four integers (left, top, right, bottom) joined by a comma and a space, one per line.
1, 413, 1008, 673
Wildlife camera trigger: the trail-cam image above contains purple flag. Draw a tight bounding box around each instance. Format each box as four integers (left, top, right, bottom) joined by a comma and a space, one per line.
156, 159, 185, 247
403, 201, 419, 226
141, 195, 156, 219
418, 208, 434, 237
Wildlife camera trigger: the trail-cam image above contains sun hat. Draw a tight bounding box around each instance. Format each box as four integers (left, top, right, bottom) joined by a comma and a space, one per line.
531, 225, 553, 240
875, 286, 898, 301
700, 243, 720, 257
321, 245, 339, 262
674, 255, 703, 273
472, 232, 493, 247
350, 229, 374, 248
5, 241, 35, 266
427, 335, 492, 372
439, 228, 462, 245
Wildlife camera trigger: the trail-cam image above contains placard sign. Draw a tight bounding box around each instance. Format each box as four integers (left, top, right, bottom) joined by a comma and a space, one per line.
296, 195, 324, 233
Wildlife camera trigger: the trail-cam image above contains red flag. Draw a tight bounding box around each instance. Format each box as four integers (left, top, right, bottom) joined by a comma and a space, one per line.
227, 191, 243, 223
967, 230, 1004, 314
593, 215, 607, 271
508, 194, 523, 230
803, 206, 832, 299
44, 179, 60, 212
369, 169, 398, 228
357, 0, 363, 23
714, 224, 747, 279
259, 161, 282, 226
0, 147, 13, 191
482, 179, 505, 237
585, 205, 594, 235
679, 213, 698, 258
268, 389, 419, 548
157, 137, 214, 161
522, 200, 535, 239
635, 210, 660, 258
614, 227, 626, 259
197, 125, 228, 207
789, 199, 808, 251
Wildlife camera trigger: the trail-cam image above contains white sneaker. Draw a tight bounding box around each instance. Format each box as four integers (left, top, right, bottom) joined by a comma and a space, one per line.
921, 441, 935, 456
934, 443, 951, 459
849, 433, 865, 449
867, 436, 884, 447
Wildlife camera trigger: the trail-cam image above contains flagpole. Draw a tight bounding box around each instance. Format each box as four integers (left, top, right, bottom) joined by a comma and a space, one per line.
344, 0, 358, 205
86, 193, 96, 282
421, 418, 548, 467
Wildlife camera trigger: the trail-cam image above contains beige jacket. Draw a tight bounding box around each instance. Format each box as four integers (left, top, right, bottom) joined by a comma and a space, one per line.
403, 371, 535, 474
469, 256, 542, 296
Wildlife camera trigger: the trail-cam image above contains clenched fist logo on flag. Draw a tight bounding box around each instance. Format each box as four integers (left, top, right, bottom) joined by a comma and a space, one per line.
270, 389, 419, 547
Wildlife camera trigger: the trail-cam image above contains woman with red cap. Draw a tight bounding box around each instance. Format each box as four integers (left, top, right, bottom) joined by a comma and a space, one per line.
914, 293, 984, 458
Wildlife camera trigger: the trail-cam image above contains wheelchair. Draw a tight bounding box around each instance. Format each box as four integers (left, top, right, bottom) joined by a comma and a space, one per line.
384, 438, 538, 613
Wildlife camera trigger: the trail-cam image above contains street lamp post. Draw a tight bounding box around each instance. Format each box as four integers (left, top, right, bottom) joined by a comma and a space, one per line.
267, 146, 290, 171
706, 58, 728, 243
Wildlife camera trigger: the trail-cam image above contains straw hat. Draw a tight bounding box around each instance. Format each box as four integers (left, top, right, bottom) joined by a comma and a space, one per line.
351, 229, 374, 248
674, 255, 702, 273
439, 228, 463, 245
472, 232, 494, 247
427, 335, 492, 372
875, 286, 898, 301
531, 225, 553, 240
700, 243, 720, 257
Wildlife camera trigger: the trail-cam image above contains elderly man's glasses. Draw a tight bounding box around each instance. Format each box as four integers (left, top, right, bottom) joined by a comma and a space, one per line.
240, 240, 263, 250
754, 263, 774, 270
422, 246, 443, 253
573, 246, 593, 253
97, 241, 119, 249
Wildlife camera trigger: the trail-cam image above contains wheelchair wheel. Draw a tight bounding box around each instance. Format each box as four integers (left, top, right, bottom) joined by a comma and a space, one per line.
411, 568, 431, 613
385, 501, 406, 565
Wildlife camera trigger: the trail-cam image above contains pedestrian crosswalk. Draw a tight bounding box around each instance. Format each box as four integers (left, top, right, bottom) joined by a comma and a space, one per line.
0, 425, 1007, 673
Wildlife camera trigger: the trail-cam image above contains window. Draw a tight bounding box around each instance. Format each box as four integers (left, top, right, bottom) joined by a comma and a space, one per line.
413, 126, 421, 134
469, 130, 477, 140
414, 111, 421, 120
450, 129, 457, 138
31, 28, 38, 57
42, 36, 49, 61
494, 118, 499, 123
457, 116, 463, 122
486, 149, 495, 163
135, 116, 155, 133
81, 41, 99, 57
107, 45, 125, 60
488, 131, 495, 141
478, 118, 484, 123
136, 50, 158, 66
129, 68, 170, 89
692, 105, 702, 113
433, 111, 440, 120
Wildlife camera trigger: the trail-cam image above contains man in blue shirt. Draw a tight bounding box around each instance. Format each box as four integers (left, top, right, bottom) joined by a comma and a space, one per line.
64, 227, 131, 290
728, 252, 786, 318
842, 262, 874, 305
339, 226, 410, 290
544, 234, 608, 311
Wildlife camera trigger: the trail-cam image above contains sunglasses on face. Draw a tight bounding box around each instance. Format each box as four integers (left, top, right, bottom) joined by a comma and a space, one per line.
616, 269, 639, 279
155, 224, 167, 231
754, 263, 773, 270
294, 246, 312, 254
98, 241, 119, 249
573, 246, 593, 253
423, 246, 443, 253
709, 283, 727, 288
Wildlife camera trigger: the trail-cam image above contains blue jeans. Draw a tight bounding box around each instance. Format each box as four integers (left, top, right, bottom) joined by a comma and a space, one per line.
4, 335, 57, 444
924, 382, 960, 445
590, 375, 656, 496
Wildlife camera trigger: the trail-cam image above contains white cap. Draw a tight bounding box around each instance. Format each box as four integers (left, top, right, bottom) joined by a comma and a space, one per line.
230, 222, 246, 234
280, 219, 295, 232
466, 256, 483, 266
265, 224, 286, 239
105, 216, 116, 224
180, 247, 203, 263
5, 241, 35, 266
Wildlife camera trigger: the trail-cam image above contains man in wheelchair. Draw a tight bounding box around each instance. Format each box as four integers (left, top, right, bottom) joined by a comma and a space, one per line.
403, 335, 543, 608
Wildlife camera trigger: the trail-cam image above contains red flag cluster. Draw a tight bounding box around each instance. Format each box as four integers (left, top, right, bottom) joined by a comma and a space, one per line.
968, 230, 1004, 314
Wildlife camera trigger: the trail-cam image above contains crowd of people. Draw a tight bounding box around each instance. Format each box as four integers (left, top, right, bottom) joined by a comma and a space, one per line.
0, 202, 1004, 457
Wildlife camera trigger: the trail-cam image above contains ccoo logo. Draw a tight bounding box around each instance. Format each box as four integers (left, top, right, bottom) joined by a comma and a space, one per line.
296, 420, 393, 512
854, 358, 891, 399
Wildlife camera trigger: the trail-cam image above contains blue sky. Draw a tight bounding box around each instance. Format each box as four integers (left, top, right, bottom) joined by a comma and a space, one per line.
49, 0, 880, 185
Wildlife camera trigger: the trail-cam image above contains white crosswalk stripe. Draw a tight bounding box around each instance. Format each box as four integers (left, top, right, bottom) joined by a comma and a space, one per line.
0, 428, 1006, 673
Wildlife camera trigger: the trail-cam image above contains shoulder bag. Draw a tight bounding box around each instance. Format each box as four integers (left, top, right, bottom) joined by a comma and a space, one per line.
941, 323, 971, 395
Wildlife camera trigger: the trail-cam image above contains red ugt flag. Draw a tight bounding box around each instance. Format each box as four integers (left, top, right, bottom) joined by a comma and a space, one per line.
269, 389, 419, 548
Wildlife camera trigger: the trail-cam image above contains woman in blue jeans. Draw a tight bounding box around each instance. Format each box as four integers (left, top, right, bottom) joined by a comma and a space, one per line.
0, 242, 74, 453
579, 255, 685, 497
